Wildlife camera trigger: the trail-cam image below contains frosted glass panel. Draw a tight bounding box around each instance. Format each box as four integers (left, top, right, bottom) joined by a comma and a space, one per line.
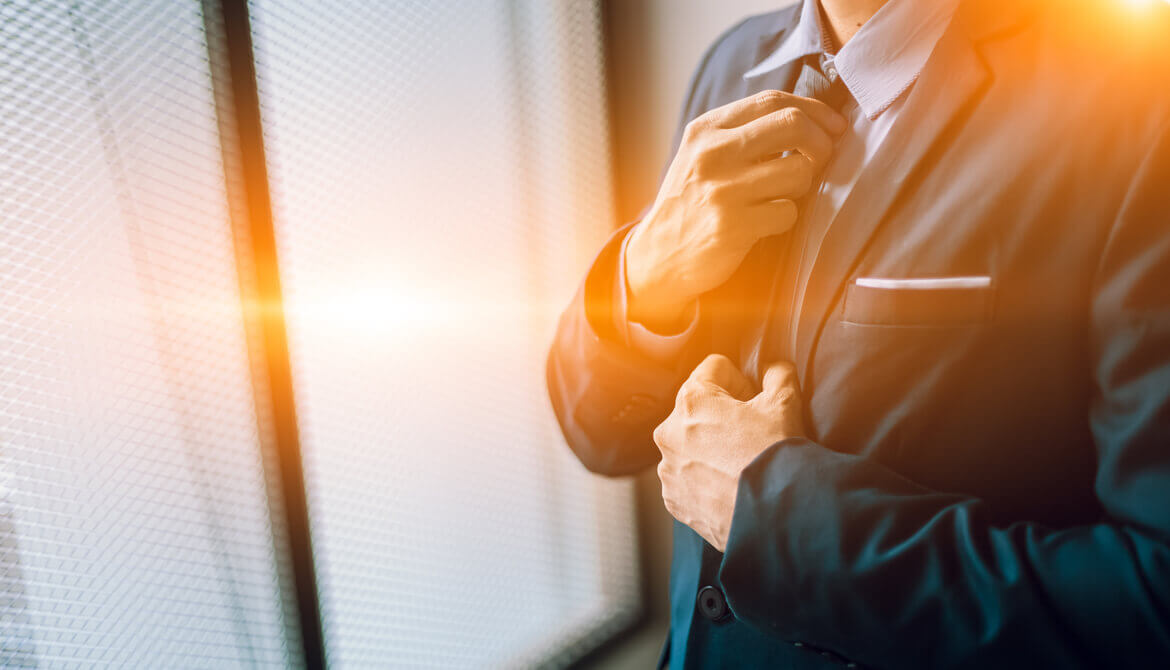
249, 0, 642, 667
0, 0, 298, 668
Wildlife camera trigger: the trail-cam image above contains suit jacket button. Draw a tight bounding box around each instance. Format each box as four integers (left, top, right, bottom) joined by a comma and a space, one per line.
696, 585, 730, 621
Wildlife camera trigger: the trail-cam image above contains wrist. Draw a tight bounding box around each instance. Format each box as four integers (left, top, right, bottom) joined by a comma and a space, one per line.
630, 297, 696, 335
625, 234, 694, 332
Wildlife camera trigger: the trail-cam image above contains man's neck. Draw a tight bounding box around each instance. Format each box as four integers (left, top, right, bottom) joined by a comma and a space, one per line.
819, 0, 890, 48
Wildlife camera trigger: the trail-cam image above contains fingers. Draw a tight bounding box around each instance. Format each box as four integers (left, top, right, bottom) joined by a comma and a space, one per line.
700, 91, 789, 129
704, 90, 847, 135
755, 360, 805, 437
776, 94, 849, 135
687, 357, 799, 406
686, 353, 755, 401
760, 360, 800, 403
652, 419, 669, 451
732, 106, 836, 166
738, 153, 816, 203
738, 199, 799, 239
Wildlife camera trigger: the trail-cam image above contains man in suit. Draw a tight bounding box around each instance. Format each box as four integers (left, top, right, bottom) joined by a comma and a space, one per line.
547, 0, 1170, 666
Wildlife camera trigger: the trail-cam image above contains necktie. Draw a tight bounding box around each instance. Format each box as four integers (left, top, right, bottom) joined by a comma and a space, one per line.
770, 55, 851, 366
792, 55, 851, 112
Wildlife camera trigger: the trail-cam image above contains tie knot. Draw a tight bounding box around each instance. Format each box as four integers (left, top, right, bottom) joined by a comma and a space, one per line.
792, 56, 851, 113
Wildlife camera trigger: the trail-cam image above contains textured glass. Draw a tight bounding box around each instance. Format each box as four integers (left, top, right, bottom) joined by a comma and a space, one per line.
249, 1, 642, 667
0, 1, 298, 667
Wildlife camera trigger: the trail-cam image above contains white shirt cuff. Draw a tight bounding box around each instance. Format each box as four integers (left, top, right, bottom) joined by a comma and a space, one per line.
615, 229, 699, 361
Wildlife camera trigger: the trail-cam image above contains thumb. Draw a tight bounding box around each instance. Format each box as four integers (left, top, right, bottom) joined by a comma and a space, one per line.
688, 353, 755, 401
760, 360, 800, 402
744, 199, 798, 240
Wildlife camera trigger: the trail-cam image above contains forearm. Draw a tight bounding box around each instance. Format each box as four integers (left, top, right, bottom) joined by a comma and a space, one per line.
719, 438, 1170, 668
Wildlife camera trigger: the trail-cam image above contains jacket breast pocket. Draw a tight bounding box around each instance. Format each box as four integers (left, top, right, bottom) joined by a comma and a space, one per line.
842, 276, 995, 326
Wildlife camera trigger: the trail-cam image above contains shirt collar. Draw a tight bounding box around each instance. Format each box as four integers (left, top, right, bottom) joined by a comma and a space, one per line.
744, 0, 960, 120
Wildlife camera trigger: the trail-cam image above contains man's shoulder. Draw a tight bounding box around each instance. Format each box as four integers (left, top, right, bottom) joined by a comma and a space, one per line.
683, 5, 801, 118
704, 4, 800, 65
989, 0, 1170, 142
1031, 0, 1170, 101
697, 4, 800, 72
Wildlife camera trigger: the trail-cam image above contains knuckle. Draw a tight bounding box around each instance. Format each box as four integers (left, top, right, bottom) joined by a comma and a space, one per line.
776, 106, 803, 128
654, 416, 675, 445
706, 353, 732, 368
791, 106, 813, 127
683, 116, 710, 140
754, 89, 787, 109
701, 353, 736, 377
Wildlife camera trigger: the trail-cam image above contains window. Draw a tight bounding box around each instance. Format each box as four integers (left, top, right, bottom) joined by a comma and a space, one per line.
1, 0, 638, 667
0, 1, 298, 666
250, 0, 639, 666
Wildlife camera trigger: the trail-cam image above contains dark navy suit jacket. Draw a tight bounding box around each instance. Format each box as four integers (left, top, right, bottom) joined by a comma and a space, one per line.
547, 0, 1170, 667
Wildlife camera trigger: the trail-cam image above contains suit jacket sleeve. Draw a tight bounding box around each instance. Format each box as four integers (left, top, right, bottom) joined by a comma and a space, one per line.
546, 221, 703, 475
544, 25, 739, 476
717, 120, 1170, 667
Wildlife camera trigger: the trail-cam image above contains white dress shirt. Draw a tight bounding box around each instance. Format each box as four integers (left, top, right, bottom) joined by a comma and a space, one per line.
616, 0, 959, 358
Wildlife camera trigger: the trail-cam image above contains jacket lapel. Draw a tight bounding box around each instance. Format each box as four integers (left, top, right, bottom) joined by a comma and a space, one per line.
790, 0, 1034, 387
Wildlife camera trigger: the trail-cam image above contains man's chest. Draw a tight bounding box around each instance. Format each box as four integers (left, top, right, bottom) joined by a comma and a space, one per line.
709, 97, 1123, 521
